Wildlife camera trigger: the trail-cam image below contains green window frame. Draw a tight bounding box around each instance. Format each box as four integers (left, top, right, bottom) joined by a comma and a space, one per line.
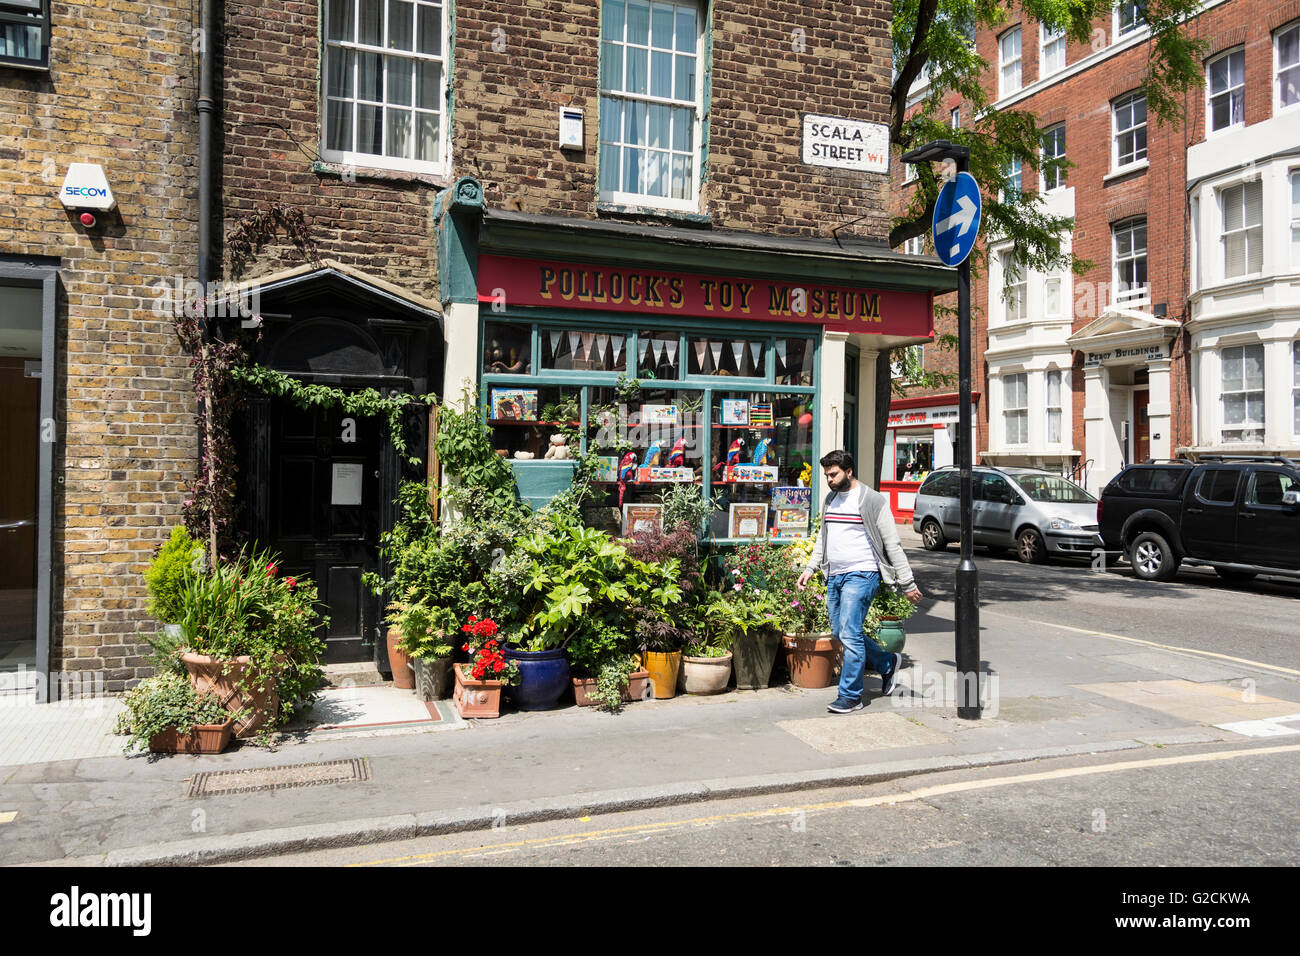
0, 0, 49, 69
478, 308, 820, 544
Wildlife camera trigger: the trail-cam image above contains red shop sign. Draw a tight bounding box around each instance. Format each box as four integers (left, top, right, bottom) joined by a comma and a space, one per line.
477, 255, 933, 336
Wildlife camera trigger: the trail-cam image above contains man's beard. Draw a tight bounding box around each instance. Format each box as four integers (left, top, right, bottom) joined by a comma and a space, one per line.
830, 474, 851, 493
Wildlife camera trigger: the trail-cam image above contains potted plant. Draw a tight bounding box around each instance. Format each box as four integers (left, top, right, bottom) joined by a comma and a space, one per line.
143, 524, 203, 639
115, 672, 244, 755
387, 591, 456, 698
724, 541, 836, 689
453, 620, 520, 719
566, 621, 649, 711
176, 546, 327, 737
678, 589, 760, 695
718, 589, 781, 691
867, 585, 917, 655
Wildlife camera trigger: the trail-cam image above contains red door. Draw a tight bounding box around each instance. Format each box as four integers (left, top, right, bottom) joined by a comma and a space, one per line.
1133, 389, 1150, 463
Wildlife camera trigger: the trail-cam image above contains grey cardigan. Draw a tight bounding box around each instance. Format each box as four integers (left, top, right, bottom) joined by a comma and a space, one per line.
803, 482, 917, 590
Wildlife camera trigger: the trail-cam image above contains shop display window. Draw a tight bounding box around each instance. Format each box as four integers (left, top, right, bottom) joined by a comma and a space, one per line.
483, 322, 532, 375
894, 432, 934, 481
488, 384, 581, 460
541, 329, 628, 372
707, 392, 815, 540
775, 336, 816, 386
687, 336, 766, 378
637, 330, 682, 379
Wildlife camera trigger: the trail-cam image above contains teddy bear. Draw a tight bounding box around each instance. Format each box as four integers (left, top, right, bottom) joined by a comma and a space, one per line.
543, 433, 571, 460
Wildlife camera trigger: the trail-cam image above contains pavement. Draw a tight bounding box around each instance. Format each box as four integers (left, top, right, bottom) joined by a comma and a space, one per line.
2, 526, 1299, 867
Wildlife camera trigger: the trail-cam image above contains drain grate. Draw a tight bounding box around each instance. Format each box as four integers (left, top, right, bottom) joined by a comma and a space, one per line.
186, 757, 371, 798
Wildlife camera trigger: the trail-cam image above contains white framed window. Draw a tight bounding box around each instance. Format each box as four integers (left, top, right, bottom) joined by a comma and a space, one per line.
1004, 158, 1023, 199
1277, 20, 1300, 113
1115, 1, 1146, 40
1041, 124, 1066, 192
1004, 373, 1029, 445
891, 344, 924, 381
1221, 344, 1265, 442
321, 0, 448, 175
1293, 341, 1300, 434
999, 27, 1022, 97
0, 0, 48, 69
1000, 251, 1028, 322
951, 107, 961, 129
1040, 22, 1066, 78
903, 163, 917, 184
904, 234, 925, 256
1044, 274, 1064, 318
1220, 180, 1263, 279
599, 0, 702, 211
1113, 92, 1147, 170
1207, 48, 1246, 134
1292, 171, 1300, 267
1113, 218, 1149, 305
1046, 369, 1064, 443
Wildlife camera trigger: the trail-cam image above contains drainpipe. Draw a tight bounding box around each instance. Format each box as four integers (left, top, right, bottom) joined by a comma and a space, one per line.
197, 0, 219, 563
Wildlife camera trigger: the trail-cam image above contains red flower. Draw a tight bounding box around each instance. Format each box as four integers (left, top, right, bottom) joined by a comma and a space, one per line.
493, 662, 504, 672
462, 643, 469, 652
469, 615, 478, 623
266, 562, 278, 576
286, 577, 297, 589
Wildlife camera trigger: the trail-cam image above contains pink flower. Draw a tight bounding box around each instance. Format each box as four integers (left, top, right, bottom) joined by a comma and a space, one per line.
733, 583, 743, 591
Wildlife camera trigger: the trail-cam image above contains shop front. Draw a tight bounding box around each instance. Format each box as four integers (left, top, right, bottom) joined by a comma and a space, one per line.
435, 179, 957, 540
880, 392, 978, 522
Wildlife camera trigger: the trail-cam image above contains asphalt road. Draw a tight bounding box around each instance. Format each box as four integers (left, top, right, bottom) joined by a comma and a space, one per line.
247, 739, 1299, 868
903, 540, 1300, 672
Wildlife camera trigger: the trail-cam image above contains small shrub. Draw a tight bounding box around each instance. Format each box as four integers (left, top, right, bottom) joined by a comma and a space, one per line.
144, 525, 203, 624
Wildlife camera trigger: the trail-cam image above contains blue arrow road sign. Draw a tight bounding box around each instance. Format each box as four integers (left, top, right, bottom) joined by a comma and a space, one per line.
931, 171, 982, 267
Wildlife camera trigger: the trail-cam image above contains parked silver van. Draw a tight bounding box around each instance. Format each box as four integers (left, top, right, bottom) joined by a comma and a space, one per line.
911, 466, 1102, 562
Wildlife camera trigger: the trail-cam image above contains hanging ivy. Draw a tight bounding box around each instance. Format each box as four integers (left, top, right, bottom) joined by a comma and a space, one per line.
231, 363, 438, 465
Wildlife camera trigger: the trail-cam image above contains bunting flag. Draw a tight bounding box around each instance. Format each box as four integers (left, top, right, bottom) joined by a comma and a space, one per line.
730, 341, 744, 372
639, 336, 651, 364
664, 337, 679, 366
595, 333, 609, 365
612, 336, 624, 367
749, 340, 763, 372
568, 331, 582, 360
775, 339, 788, 369
549, 330, 562, 359
694, 339, 708, 370
580, 332, 595, 362
709, 340, 723, 370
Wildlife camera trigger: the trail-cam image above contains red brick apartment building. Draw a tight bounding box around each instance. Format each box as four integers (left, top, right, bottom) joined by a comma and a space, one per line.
892, 0, 1300, 503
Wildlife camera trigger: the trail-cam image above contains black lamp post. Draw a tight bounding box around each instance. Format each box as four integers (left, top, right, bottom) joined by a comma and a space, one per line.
900, 139, 981, 719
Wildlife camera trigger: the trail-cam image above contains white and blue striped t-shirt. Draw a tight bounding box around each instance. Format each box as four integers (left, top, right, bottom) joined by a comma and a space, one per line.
824, 483, 879, 576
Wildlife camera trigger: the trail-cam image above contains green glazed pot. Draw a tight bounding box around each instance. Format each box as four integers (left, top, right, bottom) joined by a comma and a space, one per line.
871, 618, 907, 655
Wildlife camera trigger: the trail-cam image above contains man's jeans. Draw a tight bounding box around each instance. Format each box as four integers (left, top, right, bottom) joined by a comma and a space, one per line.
826, 570, 892, 703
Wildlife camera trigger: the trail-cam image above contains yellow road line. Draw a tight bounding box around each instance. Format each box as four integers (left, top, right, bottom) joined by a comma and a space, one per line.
982, 608, 1300, 678
351, 742, 1300, 866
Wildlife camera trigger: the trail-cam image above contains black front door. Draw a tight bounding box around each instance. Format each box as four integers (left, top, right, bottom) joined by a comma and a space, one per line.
269, 404, 381, 664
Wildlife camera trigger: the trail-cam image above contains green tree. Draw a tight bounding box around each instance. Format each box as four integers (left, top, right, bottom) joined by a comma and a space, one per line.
871, 0, 1206, 483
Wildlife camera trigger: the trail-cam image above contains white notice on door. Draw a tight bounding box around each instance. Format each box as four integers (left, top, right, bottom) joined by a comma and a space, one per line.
331, 462, 363, 506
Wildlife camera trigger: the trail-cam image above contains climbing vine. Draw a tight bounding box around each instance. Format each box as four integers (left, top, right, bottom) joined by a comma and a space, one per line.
232, 364, 437, 465
226, 203, 317, 280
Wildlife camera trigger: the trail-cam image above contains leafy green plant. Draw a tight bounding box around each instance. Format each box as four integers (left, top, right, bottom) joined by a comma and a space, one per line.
723, 541, 829, 635
657, 483, 720, 533
115, 672, 245, 753
866, 586, 917, 634
387, 588, 457, 660
144, 525, 204, 624
437, 385, 527, 521
683, 589, 777, 657
177, 546, 327, 725
590, 654, 641, 713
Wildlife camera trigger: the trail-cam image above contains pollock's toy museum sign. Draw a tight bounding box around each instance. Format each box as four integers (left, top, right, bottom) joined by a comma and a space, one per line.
477, 256, 932, 336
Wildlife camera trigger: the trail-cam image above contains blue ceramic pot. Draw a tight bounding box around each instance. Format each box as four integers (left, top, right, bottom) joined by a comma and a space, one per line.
503, 646, 571, 710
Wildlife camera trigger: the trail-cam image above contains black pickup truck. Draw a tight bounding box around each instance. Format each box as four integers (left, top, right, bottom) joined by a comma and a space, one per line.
1098, 457, 1300, 582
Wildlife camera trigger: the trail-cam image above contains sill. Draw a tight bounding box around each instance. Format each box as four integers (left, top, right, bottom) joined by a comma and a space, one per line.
1103, 160, 1149, 183
596, 200, 711, 226
312, 160, 452, 188
0, 58, 49, 72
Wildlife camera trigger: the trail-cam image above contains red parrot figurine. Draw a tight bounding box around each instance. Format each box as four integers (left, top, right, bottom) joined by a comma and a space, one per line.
666, 435, 687, 468
617, 451, 638, 507
713, 438, 745, 476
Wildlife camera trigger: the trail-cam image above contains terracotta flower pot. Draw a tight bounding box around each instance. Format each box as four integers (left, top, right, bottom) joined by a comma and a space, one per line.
453, 664, 503, 718
386, 627, 415, 689
572, 669, 652, 707
781, 633, 842, 689
641, 650, 682, 700
181, 652, 280, 738
148, 718, 235, 755
679, 652, 733, 695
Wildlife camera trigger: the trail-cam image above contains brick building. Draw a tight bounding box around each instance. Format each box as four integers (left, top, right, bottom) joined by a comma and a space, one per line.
4, 0, 956, 694
897, 0, 1300, 502
1, 1, 200, 699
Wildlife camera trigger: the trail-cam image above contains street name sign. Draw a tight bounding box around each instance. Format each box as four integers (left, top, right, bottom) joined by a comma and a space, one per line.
931, 171, 981, 266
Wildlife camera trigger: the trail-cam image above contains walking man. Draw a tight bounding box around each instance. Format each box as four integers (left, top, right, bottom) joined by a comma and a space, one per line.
797, 450, 922, 714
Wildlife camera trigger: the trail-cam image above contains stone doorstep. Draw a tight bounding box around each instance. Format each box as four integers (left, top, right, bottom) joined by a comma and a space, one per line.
319, 662, 390, 689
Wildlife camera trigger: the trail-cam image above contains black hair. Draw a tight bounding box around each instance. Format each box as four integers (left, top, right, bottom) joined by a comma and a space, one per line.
819, 449, 855, 473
